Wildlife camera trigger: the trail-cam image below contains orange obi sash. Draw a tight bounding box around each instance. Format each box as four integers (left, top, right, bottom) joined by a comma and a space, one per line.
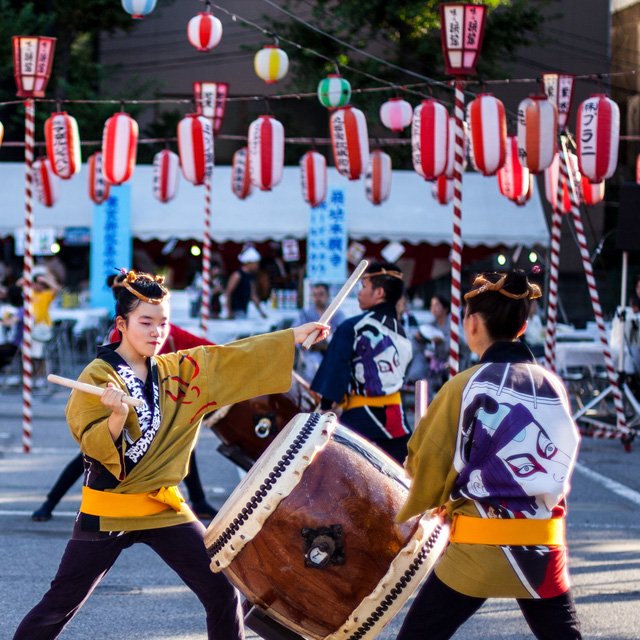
81, 485, 185, 518
341, 391, 402, 411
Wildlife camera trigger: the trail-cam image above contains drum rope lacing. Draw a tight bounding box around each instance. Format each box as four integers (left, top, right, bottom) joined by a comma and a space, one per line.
207, 412, 322, 559
343, 524, 444, 640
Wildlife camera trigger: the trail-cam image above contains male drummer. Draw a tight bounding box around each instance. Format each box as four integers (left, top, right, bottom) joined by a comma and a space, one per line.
310, 261, 413, 463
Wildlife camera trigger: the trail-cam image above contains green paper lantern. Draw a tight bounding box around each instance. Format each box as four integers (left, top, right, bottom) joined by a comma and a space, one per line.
317, 74, 351, 109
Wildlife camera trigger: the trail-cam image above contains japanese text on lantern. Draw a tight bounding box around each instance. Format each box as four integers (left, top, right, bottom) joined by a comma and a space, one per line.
52, 119, 69, 176
465, 7, 480, 48
580, 101, 598, 157
332, 117, 351, 175
233, 149, 247, 193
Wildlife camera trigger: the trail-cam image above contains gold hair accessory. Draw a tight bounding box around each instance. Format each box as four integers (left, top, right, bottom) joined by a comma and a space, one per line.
464, 274, 541, 301
363, 268, 404, 280
122, 271, 169, 305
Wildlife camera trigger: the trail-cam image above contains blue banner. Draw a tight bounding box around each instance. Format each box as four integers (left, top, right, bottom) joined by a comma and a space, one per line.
90, 185, 132, 309
306, 187, 347, 284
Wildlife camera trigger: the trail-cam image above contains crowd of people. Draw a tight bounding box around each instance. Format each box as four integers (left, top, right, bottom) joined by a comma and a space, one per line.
6, 252, 588, 640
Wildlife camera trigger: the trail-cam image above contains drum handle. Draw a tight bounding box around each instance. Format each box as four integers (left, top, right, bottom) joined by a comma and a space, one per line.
254, 418, 272, 438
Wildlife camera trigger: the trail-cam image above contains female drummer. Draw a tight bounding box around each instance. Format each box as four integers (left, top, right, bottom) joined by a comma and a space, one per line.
13, 271, 328, 640
396, 268, 582, 640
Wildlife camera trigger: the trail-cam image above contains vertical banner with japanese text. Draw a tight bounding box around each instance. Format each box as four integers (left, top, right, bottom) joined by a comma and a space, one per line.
90, 185, 132, 309
306, 187, 347, 285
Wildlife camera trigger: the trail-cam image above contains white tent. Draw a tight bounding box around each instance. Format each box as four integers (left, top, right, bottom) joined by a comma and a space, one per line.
1, 162, 549, 248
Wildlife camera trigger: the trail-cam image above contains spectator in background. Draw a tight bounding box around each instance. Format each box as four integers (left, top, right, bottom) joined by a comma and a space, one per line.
296, 283, 346, 381
224, 247, 266, 319
0, 285, 24, 369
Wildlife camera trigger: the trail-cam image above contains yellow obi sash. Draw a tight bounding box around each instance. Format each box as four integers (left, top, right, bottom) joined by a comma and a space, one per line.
450, 514, 565, 547
342, 391, 402, 411
81, 485, 185, 518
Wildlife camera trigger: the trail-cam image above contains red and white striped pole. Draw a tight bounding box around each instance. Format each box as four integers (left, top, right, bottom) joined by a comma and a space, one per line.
201, 176, 211, 336
448, 79, 465, 379
559, 138, 628, 438
22, 98, 35, 453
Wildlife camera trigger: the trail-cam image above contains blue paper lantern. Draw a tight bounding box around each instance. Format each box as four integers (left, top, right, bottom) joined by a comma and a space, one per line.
121, 0, 157, 19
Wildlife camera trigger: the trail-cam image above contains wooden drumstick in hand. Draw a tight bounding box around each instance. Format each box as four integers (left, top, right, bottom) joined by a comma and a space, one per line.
47, 374, 146, 408
302, 259, 369, 350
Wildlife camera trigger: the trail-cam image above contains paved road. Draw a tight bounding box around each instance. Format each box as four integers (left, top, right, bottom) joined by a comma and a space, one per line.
1, 385, 639, 639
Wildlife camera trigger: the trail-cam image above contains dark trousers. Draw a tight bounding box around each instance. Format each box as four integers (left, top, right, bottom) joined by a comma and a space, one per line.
13, 520, 244, 640
397, 573, 582, 640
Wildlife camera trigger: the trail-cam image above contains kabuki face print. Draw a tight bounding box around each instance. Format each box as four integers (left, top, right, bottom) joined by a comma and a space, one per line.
453, 362, 579, 518
353, 328, 401, 397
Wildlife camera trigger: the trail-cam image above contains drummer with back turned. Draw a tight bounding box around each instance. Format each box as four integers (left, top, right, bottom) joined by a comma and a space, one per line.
310, 261, 413, 463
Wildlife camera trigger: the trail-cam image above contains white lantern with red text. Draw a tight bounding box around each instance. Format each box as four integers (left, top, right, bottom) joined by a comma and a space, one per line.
467, 93, 507, 176
498, 136, 529, 202
445, 115, 468, 178
365, 150, 392, 205
330, 106, 370, 181
33, 157, 59, 207
577, 94, 619, 182
581, 177, 604, 206
380, 98, 413, 132
177, 113, 214, 186
411, 99, 449, 181
300, 151, 327, 208
254, 45, 289, 84
432, 175, 453, 205
248, 115, 284, 191
517, 94, 557, 174
231, 147, 252, 200
44, 111, 82, 179
102, 112, 138, 185
188, 11, 223, 52
88, 152, 110, 205
152, 150, 180, 203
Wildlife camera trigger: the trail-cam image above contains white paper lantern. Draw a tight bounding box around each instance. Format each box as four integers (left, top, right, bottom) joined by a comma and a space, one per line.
44, 111, 82, 179
177, 113, 214, 186
330, 106, 370, 181
300, 151, 327, 207
379, 98, 413, 132
231, 147, 252, 200
467, 93, 507, 176
101, 112, 138, 185
248, 115, 285, 191
411, 99, 449, 181
517, 94, 557, 174
152, 150, 180, 203
365, 150, 392, 205
33, 157, 59, 207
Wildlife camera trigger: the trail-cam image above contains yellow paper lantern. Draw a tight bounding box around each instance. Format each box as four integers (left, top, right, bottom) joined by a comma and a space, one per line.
254, 45, 289, 84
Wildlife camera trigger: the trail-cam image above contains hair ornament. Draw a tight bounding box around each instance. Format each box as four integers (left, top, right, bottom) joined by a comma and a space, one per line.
363, 268, 404, 280
122, 270, 169, 305
464, 274, 541, 301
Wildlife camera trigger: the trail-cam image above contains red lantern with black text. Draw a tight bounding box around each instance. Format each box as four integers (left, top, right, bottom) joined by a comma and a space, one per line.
102, 112, 138, 185
300, 151, 327, 208
365, 150, 392, 205
231, 147, 252, 200
177, 113, 214, 186
152, 150, 180, 203
188, 11, 223, 52
581, 177, 604, 206
45, 111, 82, 179
248, 115, 284, 191
330, 106, 370, 181
88, 152, 110, 205
498, 136, 529, 202
576, 94, 619, 182
432, 175, 453, 205
467, 93, 507, 176
33, 157, 59, 207
411, 99, 449, 181
517, 95, 557, 174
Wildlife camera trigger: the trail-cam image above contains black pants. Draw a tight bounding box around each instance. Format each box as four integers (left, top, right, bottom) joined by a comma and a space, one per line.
397, 573, 582, 640
13, 520, 244, 640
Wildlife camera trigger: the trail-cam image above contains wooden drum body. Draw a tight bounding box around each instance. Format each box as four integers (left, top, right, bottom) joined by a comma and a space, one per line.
204, 412, 449, 640
205, 371, 319, 470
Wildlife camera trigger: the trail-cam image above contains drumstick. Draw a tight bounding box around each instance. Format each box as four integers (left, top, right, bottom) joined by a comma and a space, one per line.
414, 379, 428, 428
302, 259, 369, 350
47, 374, 146, 408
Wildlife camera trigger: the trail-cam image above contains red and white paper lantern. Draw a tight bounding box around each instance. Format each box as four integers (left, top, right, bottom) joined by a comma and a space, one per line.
544, 153, 577, 214
365, 149, 392, 206
231, 147, 252, 200
497, 136, 529, 202
300, 151, 327, 208
44, 111, 82, 180
33, 157, 59, 207
248, 115, 284, 191
177, 113, 214, 186
581, 177, 605, 206
411, 99, 449, 181
514, 175, 534, 207
444, 116, 468, 178
379, 98, 413, 132
467, 93, 507, 176
187, 11, 223, 52
152, 150, 180, 203
101, 112, 138, 185
432, 175, 454, 205
576, 94, 620, 182
330, 106, 370, 181
88, 152, 110, 205
517, 94, 557, 174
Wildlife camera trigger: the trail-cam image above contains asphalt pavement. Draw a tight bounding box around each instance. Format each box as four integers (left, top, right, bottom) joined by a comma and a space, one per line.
1, 382, 640, 639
